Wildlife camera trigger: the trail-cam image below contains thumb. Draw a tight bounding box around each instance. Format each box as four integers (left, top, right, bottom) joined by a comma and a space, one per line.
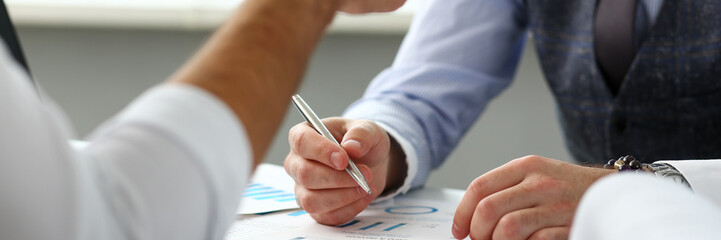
340, 120, 386, 161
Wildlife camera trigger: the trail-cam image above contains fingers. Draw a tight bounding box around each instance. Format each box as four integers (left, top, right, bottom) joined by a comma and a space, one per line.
465, 181, 546, 240
289, 118, 386, 171
452, 157, 535, 239
288, 122, 348, 170
529, 227, 570, 240
490, 206, 573, 240
308, 195, 375, 225
295, 185, 370, 215
340, 120, 388, 161
285, 154, 371, 189
286, 118, 388, 226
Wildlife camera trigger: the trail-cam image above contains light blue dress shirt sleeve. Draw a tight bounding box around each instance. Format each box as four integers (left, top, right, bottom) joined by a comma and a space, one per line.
343, 0, 529, 192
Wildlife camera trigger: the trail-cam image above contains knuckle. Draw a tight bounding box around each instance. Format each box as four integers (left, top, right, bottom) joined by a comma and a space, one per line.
318, 143, 338, 158
468, 176, 486, 195
297, 194, 317, 212
283, 155, 294, 175
295, 163, 314, 186
525, 177, 547, 192
357, 119, 377, 132
512, 155, 557, 175
533, 229, 560, 240
526, 175, 564, 194
350, 120, 380, 139
551, 201, 576, 213
475, 198, 497, 223
288, 125, 307, 152
516, 155, 541, 167
497, 214, 522, 239
535, 232, 552, 240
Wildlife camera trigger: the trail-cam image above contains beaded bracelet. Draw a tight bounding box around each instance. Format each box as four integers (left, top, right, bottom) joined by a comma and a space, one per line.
603, 155, 643, 172
603, 155, 692, 189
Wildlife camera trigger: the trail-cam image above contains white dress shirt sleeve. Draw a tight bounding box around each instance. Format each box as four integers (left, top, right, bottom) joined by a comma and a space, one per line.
0, 42, 251, 240
657, 160, 721, 208
570, 174, 721, 240
85, 84, 251, 240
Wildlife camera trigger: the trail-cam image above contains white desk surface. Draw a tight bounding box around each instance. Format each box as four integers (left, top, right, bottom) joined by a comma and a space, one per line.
228, 187, 467, 239
396, 187, 465, 202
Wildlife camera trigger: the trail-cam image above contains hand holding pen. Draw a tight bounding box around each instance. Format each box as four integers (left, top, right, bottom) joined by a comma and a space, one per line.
291, 95, 372, 195
285, 94, 397, 225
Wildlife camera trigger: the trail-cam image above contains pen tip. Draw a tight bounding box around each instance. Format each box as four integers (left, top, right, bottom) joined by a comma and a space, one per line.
367, 190, 373, 195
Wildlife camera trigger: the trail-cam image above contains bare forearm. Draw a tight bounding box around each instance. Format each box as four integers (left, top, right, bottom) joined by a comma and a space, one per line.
170, 0, 340, 166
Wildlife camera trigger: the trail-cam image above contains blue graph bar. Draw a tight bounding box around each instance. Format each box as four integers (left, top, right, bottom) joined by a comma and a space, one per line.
337, 220, 360, 228
244, 190, 283, 197
288, 210, 308, 216
276, 197, 297, 202
359, 222, 383, 230
383, 223, 406, 231
254, 211, 276, 216
289, 237, 305, 240
247, 183, 260, 188
245, 186, 272, 193
254, 193, 295, 200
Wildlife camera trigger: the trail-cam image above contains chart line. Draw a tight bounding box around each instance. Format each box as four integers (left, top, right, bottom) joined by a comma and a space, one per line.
276, 197, 297, 202
359, 222, 383, 230
337, 220, 360, 228
244, 186, 272, 193
383, 223, 406, 231
244, 190, 283, 197
254, 193, 295, 200
288, 210, 308, 216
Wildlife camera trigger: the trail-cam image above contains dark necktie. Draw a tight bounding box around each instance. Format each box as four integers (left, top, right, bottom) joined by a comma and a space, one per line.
0, 0, 30, 74
594, 0, 638, 95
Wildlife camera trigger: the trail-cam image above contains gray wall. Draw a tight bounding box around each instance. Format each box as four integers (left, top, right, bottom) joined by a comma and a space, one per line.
17, 26, 571, 190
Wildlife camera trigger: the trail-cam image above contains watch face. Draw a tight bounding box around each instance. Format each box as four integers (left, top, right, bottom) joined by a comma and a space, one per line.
652, 164, 691, 188
667, 174, 684, 183
660, 172, 691, 188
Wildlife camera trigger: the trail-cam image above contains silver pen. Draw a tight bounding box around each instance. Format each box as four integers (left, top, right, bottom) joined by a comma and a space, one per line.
291, 94, 373, 195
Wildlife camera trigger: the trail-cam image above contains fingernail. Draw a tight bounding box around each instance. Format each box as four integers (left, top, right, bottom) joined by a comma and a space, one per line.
331, 152, 344, 170
342, 140, 362, 152
451, 223, 461, 238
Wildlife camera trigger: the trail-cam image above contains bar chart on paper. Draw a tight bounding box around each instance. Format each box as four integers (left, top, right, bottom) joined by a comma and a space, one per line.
226, 195, 469, 240
237, 164, 300, 214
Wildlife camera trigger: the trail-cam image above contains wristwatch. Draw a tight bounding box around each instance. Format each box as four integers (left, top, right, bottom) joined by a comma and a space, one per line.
642, 163, 692, 189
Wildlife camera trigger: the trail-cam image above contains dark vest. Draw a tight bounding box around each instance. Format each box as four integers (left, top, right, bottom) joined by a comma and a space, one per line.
526, 0, 721, 164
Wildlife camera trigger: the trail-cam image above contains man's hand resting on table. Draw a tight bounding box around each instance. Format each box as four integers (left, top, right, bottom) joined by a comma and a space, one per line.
452, 155, 615, 240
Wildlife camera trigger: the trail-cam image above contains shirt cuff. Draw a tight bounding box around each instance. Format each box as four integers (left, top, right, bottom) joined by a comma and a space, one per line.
657, 160, 721, 208
91, 83, 252, 220
370, 121, 418, 202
